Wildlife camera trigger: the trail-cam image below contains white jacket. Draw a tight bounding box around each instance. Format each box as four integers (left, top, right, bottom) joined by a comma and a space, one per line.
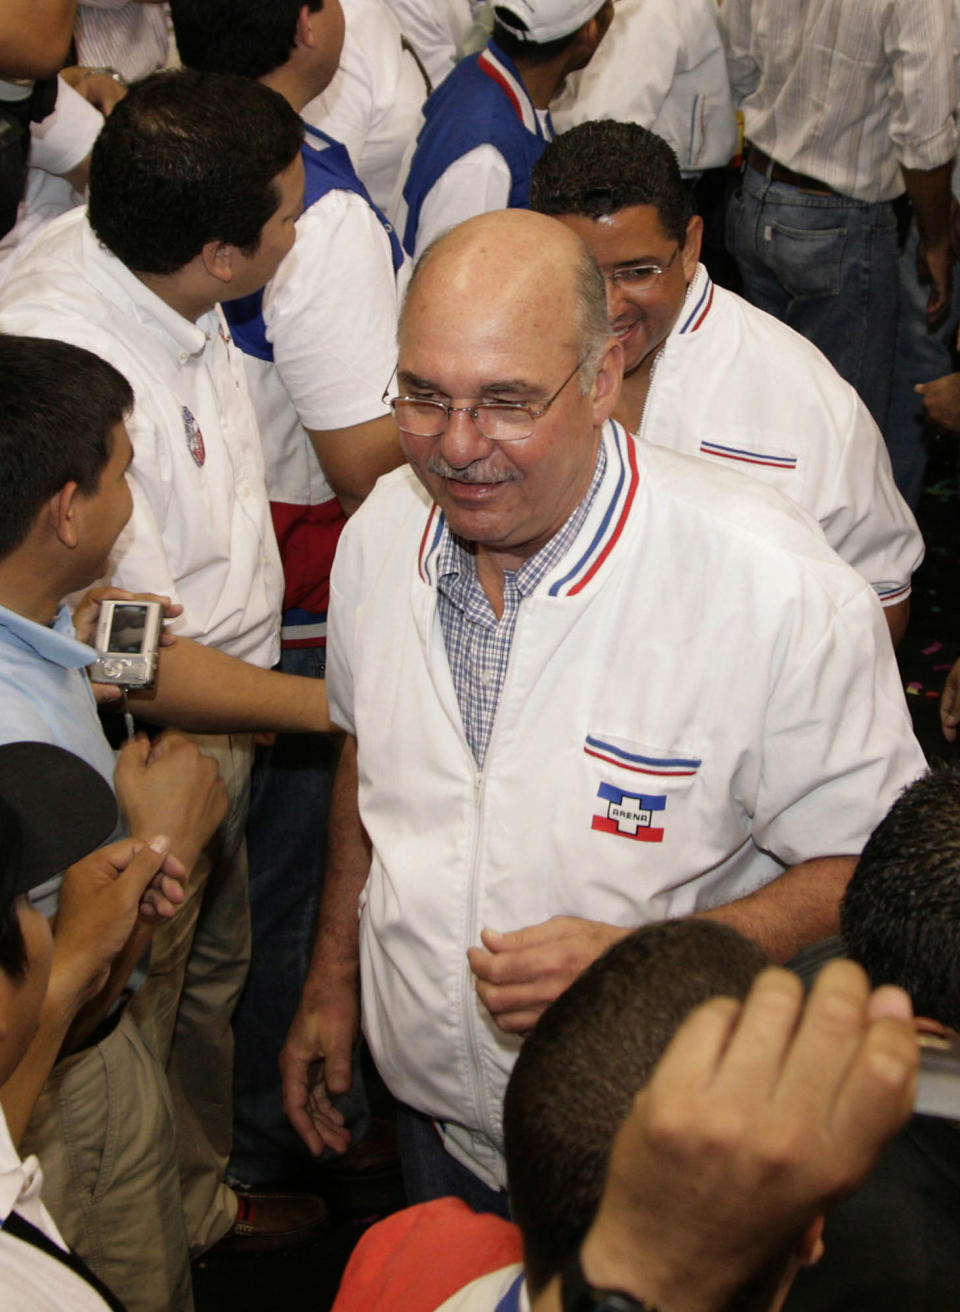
641, 265, 923, 606
328, 420, 925, 1188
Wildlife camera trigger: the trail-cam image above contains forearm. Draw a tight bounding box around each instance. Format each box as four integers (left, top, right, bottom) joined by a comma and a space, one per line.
303, 734, 369, 990
307, 414, 404, 518
127, 635, 332, 733
0, 966, 87, 1144
883, 598, 909, 648
696, 855, 857, 962
904, 161, 954, 250
62, 922, 153, 1052
1, 0, 76, 77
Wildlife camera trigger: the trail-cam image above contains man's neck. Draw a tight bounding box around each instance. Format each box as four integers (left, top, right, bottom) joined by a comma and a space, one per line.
0, 564, 62, 628
135, 268, 214, 324
260, 65, 310, 117
514, 56, 569, 110
613, 354, 660, 434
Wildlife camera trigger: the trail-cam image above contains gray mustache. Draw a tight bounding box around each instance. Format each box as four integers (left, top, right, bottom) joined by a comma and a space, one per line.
426, 455, 522, 484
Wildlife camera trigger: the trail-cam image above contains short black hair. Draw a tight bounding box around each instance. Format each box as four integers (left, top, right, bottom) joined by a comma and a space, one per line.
170, 0, 322, 81
88, 69, 303, 275
0, 334, 133, 559
0, 901, 27, 982
530, 120, 693, 244
504, 919, 768, 1293
842, 765, 960, 1030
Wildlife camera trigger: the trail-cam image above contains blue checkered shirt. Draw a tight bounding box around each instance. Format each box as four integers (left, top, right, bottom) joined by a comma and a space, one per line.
436, 443, 606, 768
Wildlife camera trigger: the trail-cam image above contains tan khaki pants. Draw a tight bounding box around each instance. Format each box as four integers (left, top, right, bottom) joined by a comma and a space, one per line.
22, 1009, 194, 1312
130, 732, 253, 1253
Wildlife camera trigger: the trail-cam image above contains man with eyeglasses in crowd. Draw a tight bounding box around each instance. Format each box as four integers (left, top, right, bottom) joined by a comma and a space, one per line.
530, 120, 922, 647
280, 206, 925, 1219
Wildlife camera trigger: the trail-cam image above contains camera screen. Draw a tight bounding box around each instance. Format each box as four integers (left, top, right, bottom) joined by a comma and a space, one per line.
108, 604, 149, 654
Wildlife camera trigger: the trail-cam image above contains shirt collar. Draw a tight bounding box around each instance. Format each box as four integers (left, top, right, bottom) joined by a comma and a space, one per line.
80, 217, 215, 363
0, 602, 97, 670
0, 1103, 45, 1228
436, 442, 607, 604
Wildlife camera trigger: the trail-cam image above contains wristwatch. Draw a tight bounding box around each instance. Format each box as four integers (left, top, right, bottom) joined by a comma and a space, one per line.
560, 1248, 662, 1312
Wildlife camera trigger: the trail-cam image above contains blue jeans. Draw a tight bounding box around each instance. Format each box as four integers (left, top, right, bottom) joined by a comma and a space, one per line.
229, 646, 368, 1186
885, 223, 960, 509
395, 1106, 512, 1221
727, 164, 899, 429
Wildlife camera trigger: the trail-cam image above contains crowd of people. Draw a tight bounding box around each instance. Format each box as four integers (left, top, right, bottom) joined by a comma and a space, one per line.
0, 0, 958, 1309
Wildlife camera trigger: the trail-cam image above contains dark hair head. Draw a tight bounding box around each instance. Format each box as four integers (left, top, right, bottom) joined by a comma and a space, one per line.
170, 0, 322, 80
504, 919, 768, 1293
842, 765, 960, 1029
530, 120, 693, 244
0, 334, 133, 558
88, 69, 303, 275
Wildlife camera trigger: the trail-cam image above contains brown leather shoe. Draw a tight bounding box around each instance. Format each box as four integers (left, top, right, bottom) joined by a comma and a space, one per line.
209, 1191, 330, 1255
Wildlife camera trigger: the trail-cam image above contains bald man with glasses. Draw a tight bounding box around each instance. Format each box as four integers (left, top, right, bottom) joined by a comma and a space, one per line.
280, 207, 925, 1218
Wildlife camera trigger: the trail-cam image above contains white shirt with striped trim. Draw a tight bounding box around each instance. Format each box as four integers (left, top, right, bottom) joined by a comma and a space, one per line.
638, 264, 923, 608
327, 417, 925, 1191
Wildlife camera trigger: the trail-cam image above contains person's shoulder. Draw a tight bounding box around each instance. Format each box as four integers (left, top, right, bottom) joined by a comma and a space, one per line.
678, 278, 861, 423
635, 435, 862, 584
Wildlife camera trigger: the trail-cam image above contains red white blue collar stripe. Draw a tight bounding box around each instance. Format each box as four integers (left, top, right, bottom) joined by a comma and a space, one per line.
678, 269, 714, 334
478, 45, 547, 137
548, 421, 639, 597
417, 421, 640, 594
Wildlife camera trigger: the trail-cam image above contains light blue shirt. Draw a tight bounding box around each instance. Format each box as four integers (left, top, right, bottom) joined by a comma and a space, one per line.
0, 601, 118, 912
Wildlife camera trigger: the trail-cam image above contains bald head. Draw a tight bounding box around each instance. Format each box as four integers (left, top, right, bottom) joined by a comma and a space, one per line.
392, 209, 622, 573
401, 210, 611, 387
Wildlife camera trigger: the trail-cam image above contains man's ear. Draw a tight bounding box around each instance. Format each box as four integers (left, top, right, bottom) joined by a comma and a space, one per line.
49, 482, 80, 549
681, 214, 704, 281
295, 2, 317, 48
200, 239, 237, 287
590, 336, 624, 425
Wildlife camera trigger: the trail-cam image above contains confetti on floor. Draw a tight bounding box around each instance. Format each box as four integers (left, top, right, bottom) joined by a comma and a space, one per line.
906, 682, 923, 695
923, 641, 943, 655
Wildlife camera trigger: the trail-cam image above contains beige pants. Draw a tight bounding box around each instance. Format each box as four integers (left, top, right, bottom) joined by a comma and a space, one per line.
22, 1009, 194, 1312
130, 731, 254, 1254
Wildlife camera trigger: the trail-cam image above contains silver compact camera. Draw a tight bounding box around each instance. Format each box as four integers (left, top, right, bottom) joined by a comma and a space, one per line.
89, 599, 163, 689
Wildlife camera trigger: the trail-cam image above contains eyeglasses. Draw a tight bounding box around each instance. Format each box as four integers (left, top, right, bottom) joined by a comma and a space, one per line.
608, 245, 680, 291
385, 358, 585, 443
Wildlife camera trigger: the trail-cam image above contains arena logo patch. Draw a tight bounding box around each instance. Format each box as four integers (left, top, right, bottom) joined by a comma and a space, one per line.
591, 781, 666, 842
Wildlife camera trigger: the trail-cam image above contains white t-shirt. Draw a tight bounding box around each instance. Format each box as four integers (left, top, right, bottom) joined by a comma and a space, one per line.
243, 148, 408, 509
0, 210, 283, 667
383, 0, 477, 87
551, 0, 738, 173
303, 0, 429, 215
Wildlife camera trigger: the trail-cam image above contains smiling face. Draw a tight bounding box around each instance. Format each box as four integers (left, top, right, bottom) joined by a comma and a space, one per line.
397, 212, 620, 574
556, 205, 701, 380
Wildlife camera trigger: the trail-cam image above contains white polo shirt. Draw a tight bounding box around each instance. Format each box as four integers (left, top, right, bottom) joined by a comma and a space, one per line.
0, 208, 283, 667
303, 0, 428, 215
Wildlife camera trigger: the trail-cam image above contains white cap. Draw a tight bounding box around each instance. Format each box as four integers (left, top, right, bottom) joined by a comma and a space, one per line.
494, 0, 603, 44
